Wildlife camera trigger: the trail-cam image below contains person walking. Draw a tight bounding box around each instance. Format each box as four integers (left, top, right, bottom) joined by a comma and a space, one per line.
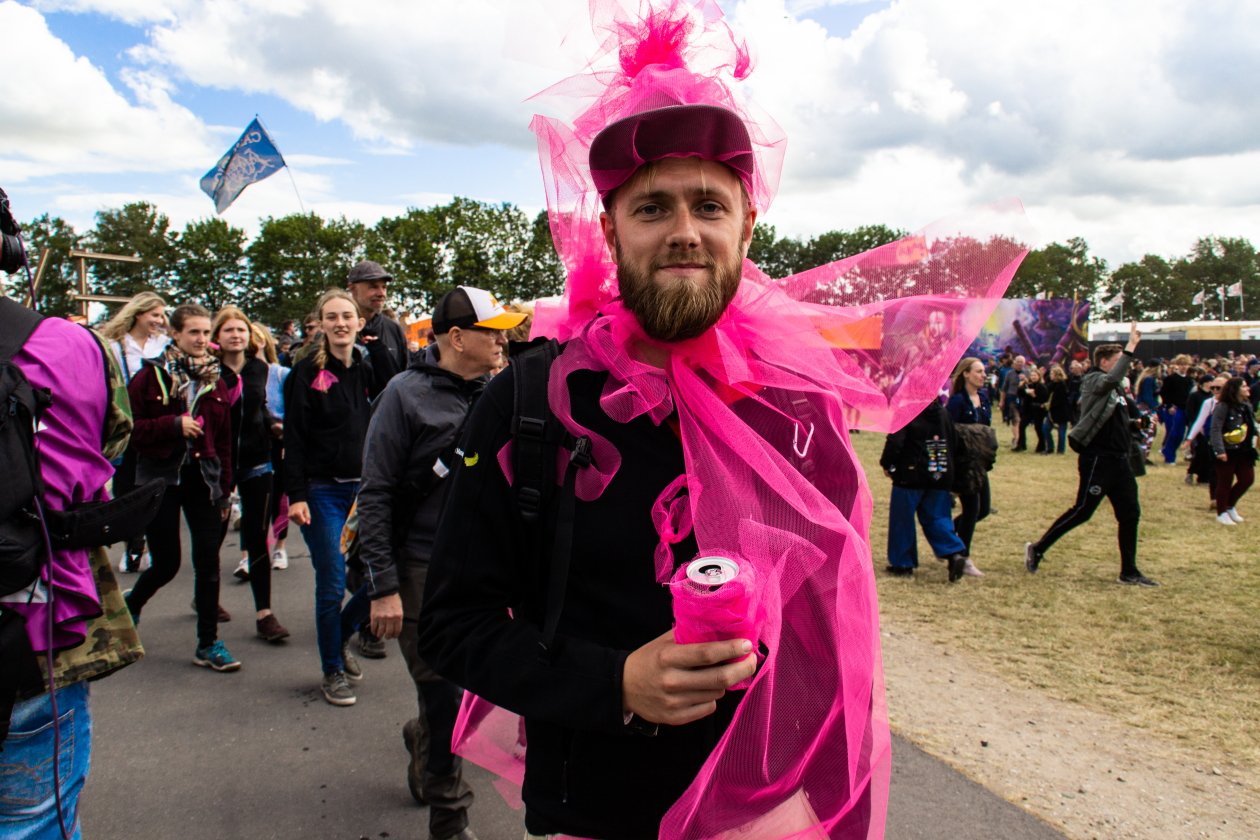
947, 358, 994, 575
1043, 364, 1071, 454
284, 289, 374, 706
1158, 354, 1193, 465
1210, 376, 1257, 525
124, 304, 242, 669
1184, 375, 1224, 501
213, 307, 290, 642
357, 286, 523, 840
1019, 366, 1050, 453
1025, 324, 1157, 586
99, 291, 169, 573
882, 399, 971, 581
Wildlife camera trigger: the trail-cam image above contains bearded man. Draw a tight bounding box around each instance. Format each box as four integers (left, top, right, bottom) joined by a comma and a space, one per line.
416, 3, 1025, 838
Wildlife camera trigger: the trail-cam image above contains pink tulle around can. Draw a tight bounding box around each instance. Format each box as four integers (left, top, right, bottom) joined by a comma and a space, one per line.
670, 556, 758, 647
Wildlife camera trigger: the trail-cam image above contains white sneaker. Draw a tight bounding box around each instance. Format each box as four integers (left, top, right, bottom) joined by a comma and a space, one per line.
271, 548, 288, 570
962, 559, 985, 577
1226, 507, 1244, 523
1216, 512, 1236, 526
233, 557, 250, 582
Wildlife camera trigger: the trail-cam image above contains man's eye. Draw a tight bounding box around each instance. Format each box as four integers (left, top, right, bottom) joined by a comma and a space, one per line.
698, 201, 723, 214
636, 204, 661, 216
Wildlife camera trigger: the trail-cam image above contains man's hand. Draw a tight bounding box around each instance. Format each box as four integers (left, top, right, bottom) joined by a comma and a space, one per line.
1126, 322, 1141, 353
1217, 453, 1228, 462
370, 593, 404, 640
289, 501, 311, 526
622, 630, 756, 726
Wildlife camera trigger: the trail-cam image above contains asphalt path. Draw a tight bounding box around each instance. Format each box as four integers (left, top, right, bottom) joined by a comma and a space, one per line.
80, 536, 1065, 840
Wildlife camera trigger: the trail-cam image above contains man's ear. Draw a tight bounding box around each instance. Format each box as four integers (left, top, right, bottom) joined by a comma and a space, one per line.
740, 207, 758, 257
600, 210, 616, 255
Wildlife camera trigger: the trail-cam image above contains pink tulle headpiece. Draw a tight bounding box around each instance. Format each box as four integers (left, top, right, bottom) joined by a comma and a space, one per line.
530, 0, 785, 341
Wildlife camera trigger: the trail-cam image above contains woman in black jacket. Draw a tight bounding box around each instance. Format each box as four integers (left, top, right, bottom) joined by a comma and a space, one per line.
1019, 367, 1050, 453
1042, 364, 1071, 454
214, 306, 289, 642
284, 289, 374, 706
1210, 376, 1257, 526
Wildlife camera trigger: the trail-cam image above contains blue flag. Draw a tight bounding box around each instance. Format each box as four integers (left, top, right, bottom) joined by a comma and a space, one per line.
200, 118, 287, 214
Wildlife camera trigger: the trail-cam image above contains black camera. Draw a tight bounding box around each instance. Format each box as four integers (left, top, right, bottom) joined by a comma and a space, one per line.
0, 187, 28, 275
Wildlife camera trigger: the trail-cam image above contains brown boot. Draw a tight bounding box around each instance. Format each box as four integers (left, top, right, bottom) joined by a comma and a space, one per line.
255, 614, 290, 642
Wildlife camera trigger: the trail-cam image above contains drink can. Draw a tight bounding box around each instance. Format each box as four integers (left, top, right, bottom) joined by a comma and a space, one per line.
684, 556, 740, 591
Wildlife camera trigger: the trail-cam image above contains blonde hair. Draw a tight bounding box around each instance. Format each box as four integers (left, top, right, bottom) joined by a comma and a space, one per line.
1049, 364, 1066, 382
312, 288, 362, 370
951, 357, 982, 395
100, 291, 167, 340
504, 302, 534, 343
251, 322, 278, 365
211, 305, 259, 356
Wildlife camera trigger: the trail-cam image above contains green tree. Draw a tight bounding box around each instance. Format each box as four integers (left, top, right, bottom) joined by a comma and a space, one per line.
86, 202, 178, 299
1101, 255, 1184, 321
747, 223, 803, 278
1007, 237, 1106, 302
246, 213, 368, 326
11, 214, 82, 317
1173, 237, 1258, 321
176, 217, 248, 312
369, 199, 564, 314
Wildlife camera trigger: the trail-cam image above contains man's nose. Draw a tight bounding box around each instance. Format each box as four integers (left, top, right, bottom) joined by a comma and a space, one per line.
665, 210, 701, 249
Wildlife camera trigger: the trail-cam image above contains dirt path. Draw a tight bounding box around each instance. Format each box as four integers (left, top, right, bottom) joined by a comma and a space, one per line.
882, 624, 1260, 839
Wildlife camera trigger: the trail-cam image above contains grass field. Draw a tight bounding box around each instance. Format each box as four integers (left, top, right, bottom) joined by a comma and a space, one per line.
854, 428, 1260, 774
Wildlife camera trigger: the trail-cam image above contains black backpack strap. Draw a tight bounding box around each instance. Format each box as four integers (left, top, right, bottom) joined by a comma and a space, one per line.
511, 339, 563, 523
507, 338, 594, 659
0, 298, 43, 362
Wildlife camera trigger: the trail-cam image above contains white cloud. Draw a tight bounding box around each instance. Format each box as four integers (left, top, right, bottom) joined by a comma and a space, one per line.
9, 0, 1260, 269
2, 1, 211, 179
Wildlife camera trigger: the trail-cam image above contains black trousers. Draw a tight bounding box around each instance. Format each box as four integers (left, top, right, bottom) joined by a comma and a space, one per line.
238, 469, 274, 611
128, 463, 225, 648
399, 559, 472, 838
1033, 454, 1140, 576
113, 446, 147, 558
953, 474, 990, 553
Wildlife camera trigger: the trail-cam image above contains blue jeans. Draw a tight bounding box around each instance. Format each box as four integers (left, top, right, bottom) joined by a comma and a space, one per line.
1161, 407, 1186, 464
0, 682, 90, 840
300, 481, 359, 675
1042, 419, 1068, 454
888, 486, 966, 568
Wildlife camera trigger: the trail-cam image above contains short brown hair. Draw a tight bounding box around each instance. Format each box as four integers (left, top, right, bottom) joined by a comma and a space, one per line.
1093, 343, 1123, 367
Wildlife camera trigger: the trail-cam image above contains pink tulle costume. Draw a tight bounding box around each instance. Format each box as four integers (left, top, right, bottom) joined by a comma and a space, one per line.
450, 1, 1030, 838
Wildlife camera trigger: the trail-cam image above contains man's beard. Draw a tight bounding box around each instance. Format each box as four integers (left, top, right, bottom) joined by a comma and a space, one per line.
617, 249, 743, 342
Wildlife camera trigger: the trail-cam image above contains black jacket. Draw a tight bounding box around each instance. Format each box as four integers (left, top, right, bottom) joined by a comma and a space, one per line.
417, 363, 741, 839
224, 357, 272, 472
361, 313, 409, 399
283, 350, 373, 503
357, 347, 485, 599
880, 400, 957, 490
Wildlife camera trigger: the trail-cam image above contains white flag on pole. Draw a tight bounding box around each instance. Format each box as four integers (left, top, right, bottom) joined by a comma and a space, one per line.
1227, 281, 1244, 297
1192, 290, 1205, 306
1102, 292, 1124, 309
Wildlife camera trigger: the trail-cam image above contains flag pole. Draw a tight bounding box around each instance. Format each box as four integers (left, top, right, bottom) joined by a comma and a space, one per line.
256, 114, 306, 215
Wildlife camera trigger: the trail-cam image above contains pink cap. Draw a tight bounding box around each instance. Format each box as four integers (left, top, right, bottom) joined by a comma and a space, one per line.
588, 102, 755, 200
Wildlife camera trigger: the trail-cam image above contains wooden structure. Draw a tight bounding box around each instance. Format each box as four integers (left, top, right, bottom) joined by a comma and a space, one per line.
67, 250, 141, 318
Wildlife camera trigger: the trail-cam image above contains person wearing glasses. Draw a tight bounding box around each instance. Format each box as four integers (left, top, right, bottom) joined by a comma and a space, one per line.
1184, 374, 1227, 501
356, 286, 524, 840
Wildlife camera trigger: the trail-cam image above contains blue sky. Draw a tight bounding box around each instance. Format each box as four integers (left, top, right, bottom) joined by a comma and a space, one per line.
6, 0, 1259, 269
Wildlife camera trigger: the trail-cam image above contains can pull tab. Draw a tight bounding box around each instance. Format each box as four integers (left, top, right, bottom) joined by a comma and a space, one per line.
793, 422, 815, 459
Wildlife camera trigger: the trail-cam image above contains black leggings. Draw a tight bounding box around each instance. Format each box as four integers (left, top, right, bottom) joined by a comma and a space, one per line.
953, 475, 991, 553
238, 469, 274, 611
269, 439, 288, 543
113, 446, 147, 558
128, 463, 225, 648
1033, 454, 1140, 576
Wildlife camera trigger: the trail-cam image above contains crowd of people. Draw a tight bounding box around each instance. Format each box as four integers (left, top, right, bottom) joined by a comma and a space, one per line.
884, 332, 1260, 586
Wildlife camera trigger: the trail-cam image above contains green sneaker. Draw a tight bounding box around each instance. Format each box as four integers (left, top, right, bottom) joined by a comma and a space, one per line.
342, 645, 363, 682
322, 671, 356, 706
193, 640, 241, 672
